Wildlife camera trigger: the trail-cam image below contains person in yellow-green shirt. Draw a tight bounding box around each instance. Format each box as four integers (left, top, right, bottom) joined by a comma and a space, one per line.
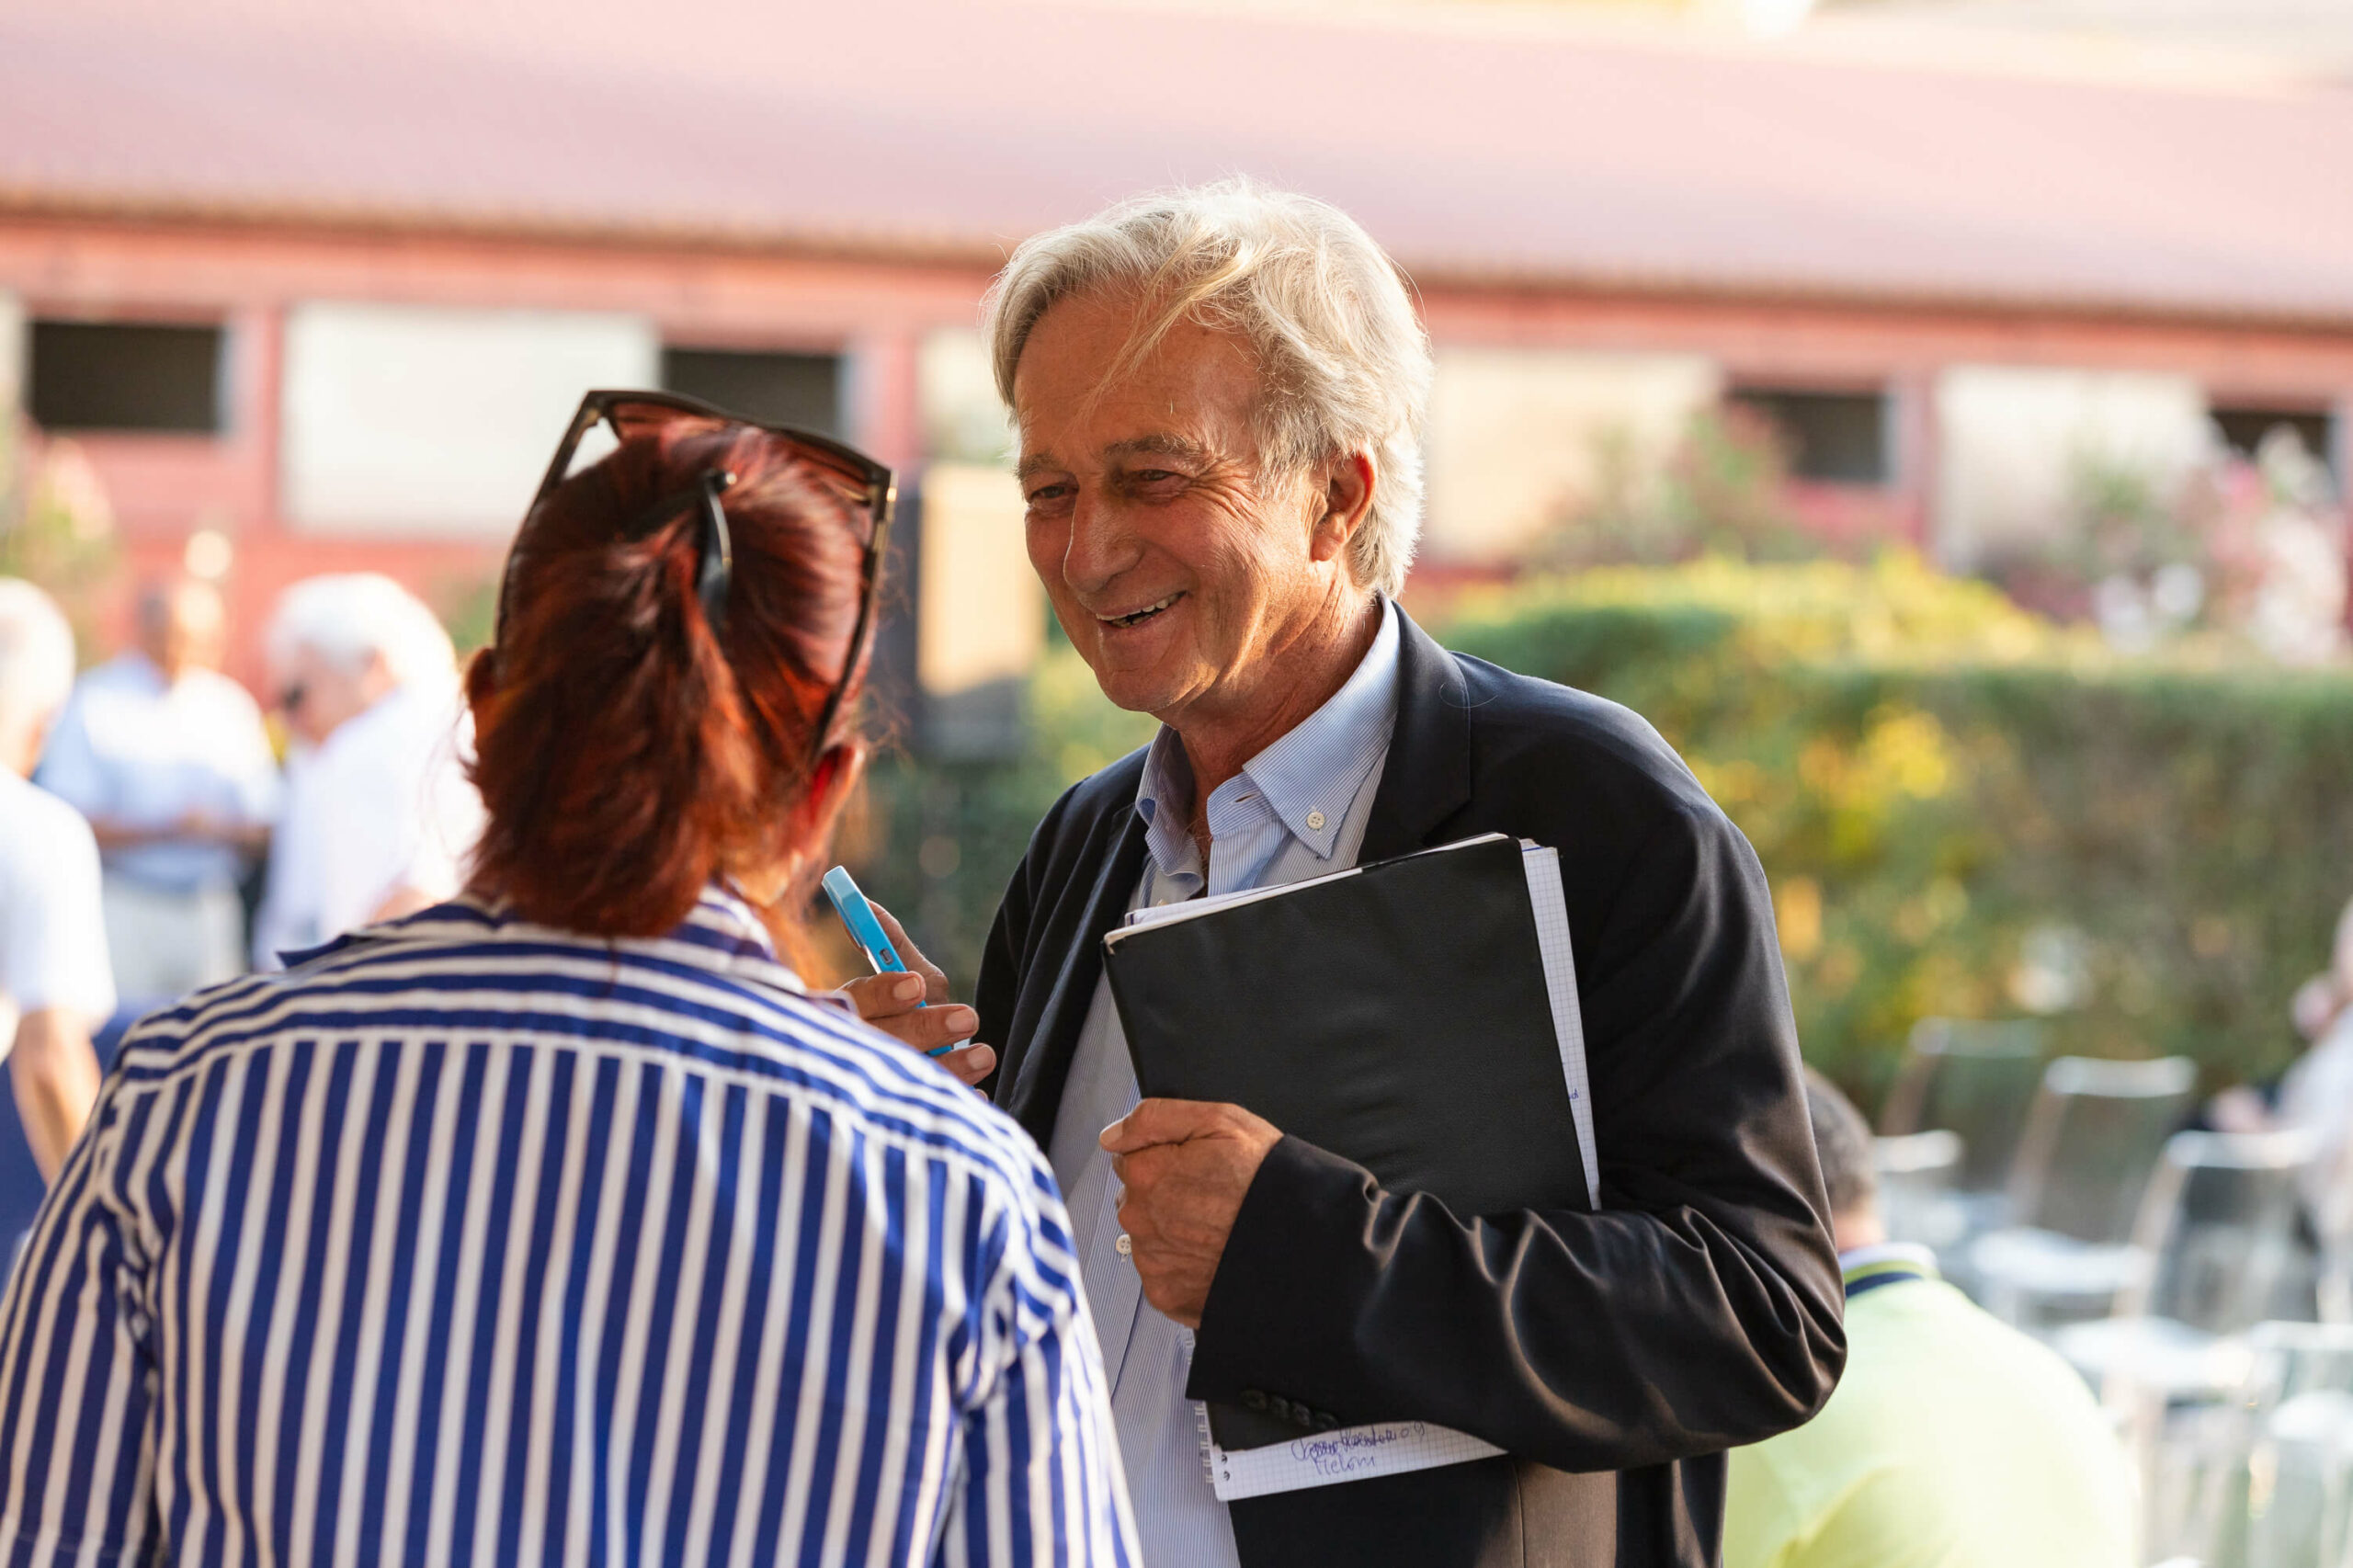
1723, 1071, 2139, 1568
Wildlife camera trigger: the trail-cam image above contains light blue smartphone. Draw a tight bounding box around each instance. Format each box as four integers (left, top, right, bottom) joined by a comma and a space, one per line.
823, 866, 952, 1056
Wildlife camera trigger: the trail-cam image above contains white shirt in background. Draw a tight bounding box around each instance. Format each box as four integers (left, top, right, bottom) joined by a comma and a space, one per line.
252, 681, 485, 967
0, 773, 116, 1053
35, 652, 280, 893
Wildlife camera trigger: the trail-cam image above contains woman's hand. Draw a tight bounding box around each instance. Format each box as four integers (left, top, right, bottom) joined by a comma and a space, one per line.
840, 902, 997, 1088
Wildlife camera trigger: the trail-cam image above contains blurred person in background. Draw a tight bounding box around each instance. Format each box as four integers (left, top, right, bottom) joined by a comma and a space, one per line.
2209, 895, 2353, 1243
1722, 1070, 2136, 1568
35, 576, 278, 1008
0, 403, 1135, 1563
250, 572, 484, 966
0, 581, 110, 1184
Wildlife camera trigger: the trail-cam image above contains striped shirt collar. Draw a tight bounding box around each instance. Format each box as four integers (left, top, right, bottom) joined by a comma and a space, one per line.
291, 881, 849, 1012
1838, 1241, 1941, 1298
1135, 595, 1402, 878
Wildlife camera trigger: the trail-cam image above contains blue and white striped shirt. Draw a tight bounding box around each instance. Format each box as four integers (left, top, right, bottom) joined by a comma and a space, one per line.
0, 886, 1139, 1567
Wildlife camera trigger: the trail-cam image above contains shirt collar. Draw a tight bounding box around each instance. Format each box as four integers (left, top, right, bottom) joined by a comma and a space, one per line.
289, 881, 843, 1010
1838, 1241, 1941, 1290
1133, 597, 1403, 872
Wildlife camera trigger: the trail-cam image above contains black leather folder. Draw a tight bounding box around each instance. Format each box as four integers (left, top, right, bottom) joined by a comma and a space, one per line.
1102, 832, 1593, 1453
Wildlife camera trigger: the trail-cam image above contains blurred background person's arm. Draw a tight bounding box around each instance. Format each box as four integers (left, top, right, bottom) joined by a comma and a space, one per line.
0, 580, 116, 1182
0, 779, 114, 1181
8, 1008, 102, 1183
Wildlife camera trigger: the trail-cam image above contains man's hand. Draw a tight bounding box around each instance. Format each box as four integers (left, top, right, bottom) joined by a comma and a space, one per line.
1101, 1098, 1281, 1328
840, 902, 996, 1088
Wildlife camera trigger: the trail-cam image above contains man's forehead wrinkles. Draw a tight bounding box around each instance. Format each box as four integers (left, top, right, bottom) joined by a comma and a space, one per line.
1104, 433, 1213, 462
1014, 430, 1223, 478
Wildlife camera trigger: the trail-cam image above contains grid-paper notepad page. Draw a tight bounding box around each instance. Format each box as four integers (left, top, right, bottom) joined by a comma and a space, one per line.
1199, 1409, 1506, 1501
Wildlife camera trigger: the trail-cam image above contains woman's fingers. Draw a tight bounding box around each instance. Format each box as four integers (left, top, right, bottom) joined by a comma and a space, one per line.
936, 1041, 997, 1088
837, 906, 985, 1084
870, 903, 950, 1004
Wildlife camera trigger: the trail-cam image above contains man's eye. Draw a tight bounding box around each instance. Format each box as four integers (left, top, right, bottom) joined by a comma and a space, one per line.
1026, 483, 1073, 506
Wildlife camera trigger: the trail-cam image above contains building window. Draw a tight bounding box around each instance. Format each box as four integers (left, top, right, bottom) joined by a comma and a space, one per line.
663, 348, 842, 437
281, 302, 657, 536
1728, 387, 1891, 484
28, 321, 226, 434
2211, 405, 2336, 481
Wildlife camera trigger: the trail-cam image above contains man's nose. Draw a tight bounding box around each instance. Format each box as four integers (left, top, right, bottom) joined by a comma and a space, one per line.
1061, 491, 1142, 596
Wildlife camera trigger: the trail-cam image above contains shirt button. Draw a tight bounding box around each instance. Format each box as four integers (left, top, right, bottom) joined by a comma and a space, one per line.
1115, 1233, 1133, 1256
1306, 810, 1326, 831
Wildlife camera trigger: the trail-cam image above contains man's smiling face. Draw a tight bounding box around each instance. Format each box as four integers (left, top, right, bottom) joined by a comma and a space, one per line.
1012, 290, 1332, 728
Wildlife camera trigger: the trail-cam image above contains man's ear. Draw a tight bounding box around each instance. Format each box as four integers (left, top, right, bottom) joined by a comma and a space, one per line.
1311, 450, 1378, 566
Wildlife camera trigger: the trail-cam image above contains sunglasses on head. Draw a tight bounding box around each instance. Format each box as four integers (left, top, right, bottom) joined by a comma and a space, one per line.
496, 389, 897, 767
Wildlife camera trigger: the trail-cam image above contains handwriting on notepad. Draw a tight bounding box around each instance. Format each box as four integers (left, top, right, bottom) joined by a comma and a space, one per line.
1290, 1424, 1435, 1478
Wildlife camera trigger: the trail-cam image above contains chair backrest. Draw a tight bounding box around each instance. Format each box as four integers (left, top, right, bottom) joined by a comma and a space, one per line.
2237, 1325, 2353, 1568
1873, 1131, 1965, 1249
2007, 1055, 2200, 1244
2120, 1130, 2317, 1334
1878, 1018, 2045, 1191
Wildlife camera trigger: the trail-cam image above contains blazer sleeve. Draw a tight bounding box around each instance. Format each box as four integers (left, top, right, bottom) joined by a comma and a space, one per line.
973, 779, 1076, 1092
1185, 798, 1846, 1471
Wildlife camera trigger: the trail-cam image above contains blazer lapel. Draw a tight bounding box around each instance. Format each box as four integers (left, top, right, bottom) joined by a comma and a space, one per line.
1003, 807, 1151, 1146
1359, 609, 1475, 863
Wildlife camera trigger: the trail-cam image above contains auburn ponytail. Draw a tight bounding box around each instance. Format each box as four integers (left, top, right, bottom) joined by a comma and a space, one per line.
467, 426, 869, 937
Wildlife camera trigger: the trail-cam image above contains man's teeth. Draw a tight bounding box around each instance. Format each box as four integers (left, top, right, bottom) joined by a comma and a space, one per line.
1102, 594, 1179, 628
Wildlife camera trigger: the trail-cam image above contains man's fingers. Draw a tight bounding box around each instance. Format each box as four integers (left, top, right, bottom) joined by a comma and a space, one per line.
870, 903, 950, 1000
1099, 1097, 1238, 1153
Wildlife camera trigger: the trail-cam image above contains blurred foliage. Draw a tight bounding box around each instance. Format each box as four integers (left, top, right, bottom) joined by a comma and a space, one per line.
1443, 553, 2353, 1103
435, 572, 500, 662
1528, 405, 1827, 571
0, 436, 121, 655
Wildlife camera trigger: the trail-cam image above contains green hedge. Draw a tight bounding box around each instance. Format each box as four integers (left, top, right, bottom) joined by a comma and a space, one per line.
849, 555, 2353, 1103
1442, 555, 2353, 1099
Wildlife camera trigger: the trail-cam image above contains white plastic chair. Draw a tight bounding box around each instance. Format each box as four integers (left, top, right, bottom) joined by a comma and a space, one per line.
1874, 1129, 1967, 1251
1971, 1055, 2198, 1330
1878, 1017, 2046, 1197
2058, 1129, 2315, 1410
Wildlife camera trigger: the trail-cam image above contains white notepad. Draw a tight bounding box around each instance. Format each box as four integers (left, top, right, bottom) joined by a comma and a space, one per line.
1199, 1410, 1507, 1501
1193, 839, 1597, 1499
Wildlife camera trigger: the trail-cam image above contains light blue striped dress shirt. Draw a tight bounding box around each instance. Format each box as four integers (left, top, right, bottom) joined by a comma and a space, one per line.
1045, 597, 1402, 1568
0, 885, 1139, 1566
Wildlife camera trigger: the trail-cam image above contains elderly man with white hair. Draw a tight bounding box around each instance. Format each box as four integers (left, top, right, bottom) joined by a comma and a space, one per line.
856, 182, 1844, 1568
0, 579, 110, 1181
251, 573, 484, 966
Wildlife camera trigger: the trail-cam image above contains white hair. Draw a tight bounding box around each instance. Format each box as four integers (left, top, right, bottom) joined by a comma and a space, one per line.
267, 574, 456, 690
0, 578, 76, 750
984, 179, 1434, 598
